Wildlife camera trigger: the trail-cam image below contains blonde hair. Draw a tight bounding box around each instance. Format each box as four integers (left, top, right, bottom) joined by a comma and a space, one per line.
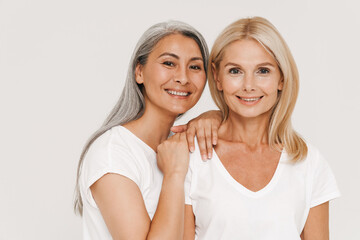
208, 16, 307, 162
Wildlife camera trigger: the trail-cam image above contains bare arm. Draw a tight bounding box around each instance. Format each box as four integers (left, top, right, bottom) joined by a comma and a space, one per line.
91, 132, 189, 240
171, 110, 222, 160
148, 132, 189, 239
301, 202, 329, 240
91, 174, 150, 240
183, 205, 196, 240
147, 174, 185, 239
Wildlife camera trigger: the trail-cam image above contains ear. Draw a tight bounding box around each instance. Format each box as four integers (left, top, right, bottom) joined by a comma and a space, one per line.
278, 76, 284, 91
135, 63, 144, 84
212, 62, 223, 91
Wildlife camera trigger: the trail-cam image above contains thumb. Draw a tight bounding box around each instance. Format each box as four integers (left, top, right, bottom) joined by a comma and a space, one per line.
170, 124, 188, 133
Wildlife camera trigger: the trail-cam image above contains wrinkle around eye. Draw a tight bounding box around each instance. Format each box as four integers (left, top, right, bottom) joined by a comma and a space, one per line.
163, 61, 175, 67
189, 65, 202, 70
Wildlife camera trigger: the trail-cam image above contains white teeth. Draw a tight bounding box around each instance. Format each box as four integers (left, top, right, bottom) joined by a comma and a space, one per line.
166, 90, 189, 96
240, 97, 261, 102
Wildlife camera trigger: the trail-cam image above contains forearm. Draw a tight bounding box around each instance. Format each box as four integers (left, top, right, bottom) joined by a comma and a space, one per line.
147, 174, 185, 240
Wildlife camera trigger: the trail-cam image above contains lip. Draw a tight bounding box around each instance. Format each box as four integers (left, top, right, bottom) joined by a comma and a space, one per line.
236, 95, 263, 105
165, 89, 192, 99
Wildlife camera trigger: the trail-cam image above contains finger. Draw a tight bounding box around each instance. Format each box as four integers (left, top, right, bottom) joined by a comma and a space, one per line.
211, 125, 218, 146
186, 126, 196, 153
205, 127, 213, 159
180, 132, 188, 142
174, 132, 182, 140
196, 129, 208, 161
170, 124, 188, 133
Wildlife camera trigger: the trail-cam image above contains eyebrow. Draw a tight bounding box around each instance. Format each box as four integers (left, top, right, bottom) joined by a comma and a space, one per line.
224, 62, 276, 68
190, 57, 204, 62
158, 52, 203, 62
158, 52, 179, 59
256, 62, 276, 68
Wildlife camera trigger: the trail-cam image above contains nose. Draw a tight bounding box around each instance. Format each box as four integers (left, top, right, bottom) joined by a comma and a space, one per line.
174, 66, 189, 85
242, 74, 255, 92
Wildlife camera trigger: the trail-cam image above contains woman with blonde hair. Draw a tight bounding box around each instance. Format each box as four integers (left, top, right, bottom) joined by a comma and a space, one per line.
184, 17, 340, 239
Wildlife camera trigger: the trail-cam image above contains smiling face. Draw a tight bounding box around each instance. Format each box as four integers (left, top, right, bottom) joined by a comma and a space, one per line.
136, 33, 206, 117
214, 39, 283, 120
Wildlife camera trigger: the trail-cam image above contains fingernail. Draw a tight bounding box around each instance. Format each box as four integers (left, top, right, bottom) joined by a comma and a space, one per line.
202, 154, 207, 160
190, 146, 195, 152
208, 153, 212, 159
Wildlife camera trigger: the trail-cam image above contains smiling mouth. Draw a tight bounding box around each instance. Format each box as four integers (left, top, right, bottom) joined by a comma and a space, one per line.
237, 96, 263, 102
166, 89, 191, 97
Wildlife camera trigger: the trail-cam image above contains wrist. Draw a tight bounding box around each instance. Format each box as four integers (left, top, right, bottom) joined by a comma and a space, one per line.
163, 172, 186, 182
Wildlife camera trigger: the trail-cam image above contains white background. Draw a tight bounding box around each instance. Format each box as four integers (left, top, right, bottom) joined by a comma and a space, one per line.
1, 0, 359, 239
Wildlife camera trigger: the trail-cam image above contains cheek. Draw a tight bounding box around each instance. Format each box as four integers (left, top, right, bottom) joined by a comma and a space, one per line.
220, 78, 238, 104
221, 76, 242, 93
257, 78, 281, 95
190, 71, 207, 90
144, 65, 171, 87
157, 69, 172, 84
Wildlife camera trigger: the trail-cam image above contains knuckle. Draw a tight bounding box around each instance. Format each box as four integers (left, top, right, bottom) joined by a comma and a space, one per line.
186, 126, 195, 133
198, 119, 205, 125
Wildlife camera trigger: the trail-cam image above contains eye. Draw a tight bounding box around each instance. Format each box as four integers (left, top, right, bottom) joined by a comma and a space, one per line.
190, 65, 202, 70
257, 68, 270, 74
163, 61, 175, 67
229, 68, 240, 74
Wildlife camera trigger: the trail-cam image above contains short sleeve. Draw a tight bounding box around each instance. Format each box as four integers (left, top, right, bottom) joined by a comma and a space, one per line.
80, 130, 142, 208
185, 139, 201, 205
310, 150, 341, 208
184, 158, 193, 205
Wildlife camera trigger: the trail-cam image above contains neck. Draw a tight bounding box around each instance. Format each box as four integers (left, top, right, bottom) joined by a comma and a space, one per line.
219, 110, 271, 148
123, 105, 176, 152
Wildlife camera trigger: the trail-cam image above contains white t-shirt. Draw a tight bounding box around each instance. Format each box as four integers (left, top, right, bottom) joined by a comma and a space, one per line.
184, 140, 340, 240
79, 126, 163, 240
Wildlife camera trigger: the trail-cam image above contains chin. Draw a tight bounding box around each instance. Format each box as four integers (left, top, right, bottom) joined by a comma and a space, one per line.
236, 108, 273, 119
168, 106, 191, 116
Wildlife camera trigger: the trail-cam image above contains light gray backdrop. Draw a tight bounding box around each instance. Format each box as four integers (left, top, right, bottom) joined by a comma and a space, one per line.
1, 0, 359, 239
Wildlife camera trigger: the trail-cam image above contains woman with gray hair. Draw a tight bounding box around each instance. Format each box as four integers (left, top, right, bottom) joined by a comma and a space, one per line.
74, 20, 212, 239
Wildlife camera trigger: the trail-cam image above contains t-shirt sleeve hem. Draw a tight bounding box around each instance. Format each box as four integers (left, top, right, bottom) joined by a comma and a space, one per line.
85, 168, 141, 209
310, 191, 341, 208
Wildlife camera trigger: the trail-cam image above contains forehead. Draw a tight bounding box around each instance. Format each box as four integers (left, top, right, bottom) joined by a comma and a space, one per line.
222, 39, 277, 65
151, 33, 202, 57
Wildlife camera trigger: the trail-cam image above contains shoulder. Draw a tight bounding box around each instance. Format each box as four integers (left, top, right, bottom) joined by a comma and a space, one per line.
302, 142, 327, 168
281, 142, 328, 176
82, 126, 155, 178
302, 143, 341, 207
85, 126, 133, 163
80, 126, 151, 209
300, 142, 338, 187
80, 126, 155, 197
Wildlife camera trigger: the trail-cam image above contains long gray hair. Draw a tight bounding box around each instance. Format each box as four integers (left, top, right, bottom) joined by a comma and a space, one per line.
74, 20, 209, 215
